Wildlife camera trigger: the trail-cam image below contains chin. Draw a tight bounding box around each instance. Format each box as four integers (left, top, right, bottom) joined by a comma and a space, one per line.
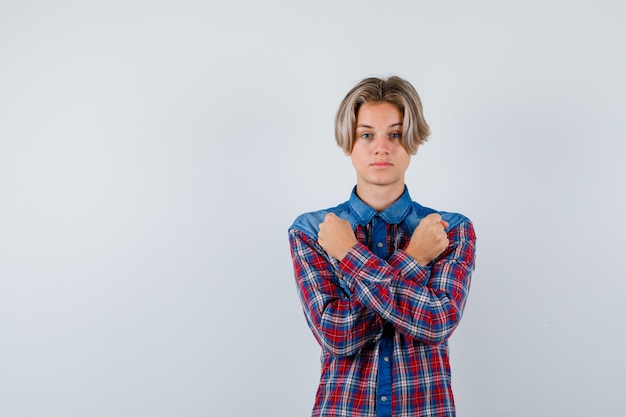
368, 179, 402, 187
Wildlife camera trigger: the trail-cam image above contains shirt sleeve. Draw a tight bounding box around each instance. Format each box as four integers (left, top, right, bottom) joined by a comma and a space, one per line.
289, 227, 384, 357
338, 219, 476, 345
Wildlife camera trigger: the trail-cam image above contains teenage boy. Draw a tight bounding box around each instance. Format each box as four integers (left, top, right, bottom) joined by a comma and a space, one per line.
288, 76, 476, 417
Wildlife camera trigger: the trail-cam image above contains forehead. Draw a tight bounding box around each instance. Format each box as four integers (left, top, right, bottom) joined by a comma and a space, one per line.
356, 101, 403, 125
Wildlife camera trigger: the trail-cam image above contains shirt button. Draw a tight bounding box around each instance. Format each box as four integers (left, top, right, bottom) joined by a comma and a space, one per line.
384, 356, 390, 362
377, 242, 383, 248
381, 396, 387, 402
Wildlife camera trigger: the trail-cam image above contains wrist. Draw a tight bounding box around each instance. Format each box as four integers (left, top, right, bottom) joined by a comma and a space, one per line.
337, 242, 357, 261
405, 247, 429, 267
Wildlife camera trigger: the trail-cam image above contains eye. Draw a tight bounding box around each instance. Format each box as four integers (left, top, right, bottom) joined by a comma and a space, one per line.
390, 131, 402, 140
360, 132, 372, 139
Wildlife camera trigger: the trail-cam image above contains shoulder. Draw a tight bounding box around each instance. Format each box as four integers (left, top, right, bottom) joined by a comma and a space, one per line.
289, 201, 356, 241
405, 201, 475, 237
439, 210, 473, 230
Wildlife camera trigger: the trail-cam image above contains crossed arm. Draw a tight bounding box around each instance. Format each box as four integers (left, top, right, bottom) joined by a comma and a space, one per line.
289, 214, 476, 357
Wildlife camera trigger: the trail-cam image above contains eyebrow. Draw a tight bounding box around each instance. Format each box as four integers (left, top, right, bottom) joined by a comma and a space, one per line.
356, 122, 403, 129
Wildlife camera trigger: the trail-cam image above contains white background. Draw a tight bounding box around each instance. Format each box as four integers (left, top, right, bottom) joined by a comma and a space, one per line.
1, 1, 625, 416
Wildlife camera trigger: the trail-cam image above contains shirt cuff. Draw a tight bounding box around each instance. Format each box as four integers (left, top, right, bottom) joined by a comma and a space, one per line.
387, 250, 430, 284
337, 242, 378, 289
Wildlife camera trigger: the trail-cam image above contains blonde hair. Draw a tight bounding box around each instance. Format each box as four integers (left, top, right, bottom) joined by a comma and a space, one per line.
335, 76, 430, 155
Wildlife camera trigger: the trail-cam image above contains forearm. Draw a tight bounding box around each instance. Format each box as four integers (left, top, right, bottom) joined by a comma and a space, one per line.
338, 221, 476, 344
290, 229, 383, 356
299, 289, 383, 356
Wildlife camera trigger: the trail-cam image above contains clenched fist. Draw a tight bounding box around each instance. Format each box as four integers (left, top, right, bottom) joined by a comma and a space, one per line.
405, 213, 450, 266
318, 213, 358, 261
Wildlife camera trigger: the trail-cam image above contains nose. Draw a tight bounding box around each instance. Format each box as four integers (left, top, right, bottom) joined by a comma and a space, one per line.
373, 134, 390, 154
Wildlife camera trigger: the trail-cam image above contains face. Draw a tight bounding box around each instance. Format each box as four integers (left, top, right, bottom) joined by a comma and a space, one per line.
349, 101, 412, 193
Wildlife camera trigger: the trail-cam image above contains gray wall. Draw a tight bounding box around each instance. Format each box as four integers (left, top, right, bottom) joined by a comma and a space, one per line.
1, 1, 624, 416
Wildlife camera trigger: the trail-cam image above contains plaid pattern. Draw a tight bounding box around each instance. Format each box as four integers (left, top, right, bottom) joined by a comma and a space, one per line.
289, 190, 476, 417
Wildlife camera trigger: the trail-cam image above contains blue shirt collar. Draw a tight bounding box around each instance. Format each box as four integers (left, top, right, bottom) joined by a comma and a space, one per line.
348, 186, 413, 225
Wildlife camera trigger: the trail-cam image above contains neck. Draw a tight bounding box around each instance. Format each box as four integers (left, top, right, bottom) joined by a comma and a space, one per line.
355, 183, 405, 212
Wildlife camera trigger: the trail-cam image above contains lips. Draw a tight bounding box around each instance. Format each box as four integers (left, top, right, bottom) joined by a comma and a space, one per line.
371, 161, 392, 168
